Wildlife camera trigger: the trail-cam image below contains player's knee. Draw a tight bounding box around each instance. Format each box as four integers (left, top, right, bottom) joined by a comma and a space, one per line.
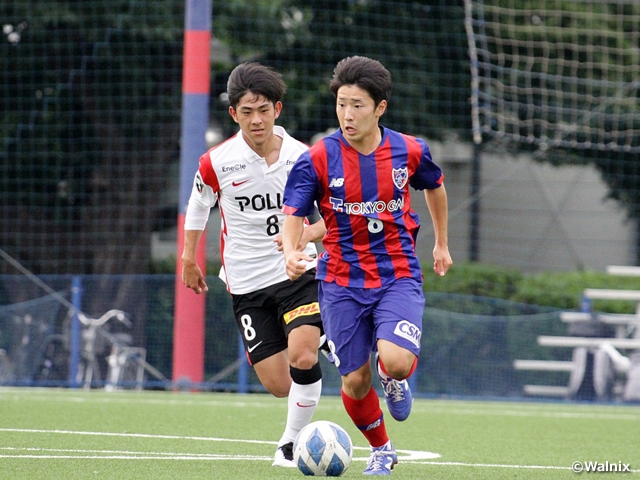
379, 355, 415, 380
266, 382, 290, 398
342, 368, 373, 399
289, 349, 319, 370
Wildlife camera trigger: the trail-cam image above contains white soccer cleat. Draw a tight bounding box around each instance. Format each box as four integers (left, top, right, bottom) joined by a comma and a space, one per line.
272, 442, 296, 468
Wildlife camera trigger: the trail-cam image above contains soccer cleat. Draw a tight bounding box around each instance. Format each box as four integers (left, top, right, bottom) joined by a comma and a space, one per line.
318, 334, 334, 363
363, 441, 398, 476
272, 441, 296, 468
376, 354, 413, 421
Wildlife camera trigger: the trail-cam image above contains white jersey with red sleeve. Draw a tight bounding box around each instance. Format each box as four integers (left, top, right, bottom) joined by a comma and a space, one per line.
184, 126, 317, 294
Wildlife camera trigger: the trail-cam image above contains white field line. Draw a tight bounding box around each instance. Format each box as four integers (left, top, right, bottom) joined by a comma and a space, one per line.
0, 428, 437, 462
2, 430, 638, 473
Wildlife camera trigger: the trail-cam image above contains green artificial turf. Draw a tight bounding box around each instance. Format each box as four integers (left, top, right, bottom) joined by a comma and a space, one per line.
0, 388, 638, 479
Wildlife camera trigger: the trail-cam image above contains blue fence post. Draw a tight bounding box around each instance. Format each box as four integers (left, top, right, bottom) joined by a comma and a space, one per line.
581, 294, 592, 313
237, 332, 248, 394
69, 276, 82, 388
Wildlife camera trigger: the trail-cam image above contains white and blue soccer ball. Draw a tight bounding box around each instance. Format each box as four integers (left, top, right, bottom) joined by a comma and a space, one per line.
293, 420, 353, 476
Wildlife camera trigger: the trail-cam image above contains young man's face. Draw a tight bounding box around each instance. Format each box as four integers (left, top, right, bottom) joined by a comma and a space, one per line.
229, 92, 282, 149
335, 84, 386, 148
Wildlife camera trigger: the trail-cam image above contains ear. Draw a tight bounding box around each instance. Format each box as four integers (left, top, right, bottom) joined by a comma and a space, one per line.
375, 100, 387, 118
274, 101, 283, 119
229, 106, 239, 124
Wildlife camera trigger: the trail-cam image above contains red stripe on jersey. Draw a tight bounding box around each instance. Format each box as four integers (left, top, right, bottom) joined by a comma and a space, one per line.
310, 140, 329, 196
376, 137, 412, 280
312, 141, 348, 284
403, 133, 424, 174
218, 206, 229, 292
198, 152, 219, 194
342, 143, 380, 288
398, 135, 425, 269
201, 136, 237, 293
199, 134, 239, 194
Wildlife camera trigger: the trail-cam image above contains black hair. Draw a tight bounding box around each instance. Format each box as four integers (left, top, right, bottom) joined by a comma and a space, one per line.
329, 56, 392, 107
226, 62, 286, 109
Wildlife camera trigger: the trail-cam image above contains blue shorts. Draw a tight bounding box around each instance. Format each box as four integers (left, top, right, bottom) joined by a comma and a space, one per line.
318, 277, 425, 376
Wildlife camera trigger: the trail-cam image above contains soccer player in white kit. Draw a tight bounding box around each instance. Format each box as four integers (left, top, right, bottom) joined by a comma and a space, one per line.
181, 63, 327, 467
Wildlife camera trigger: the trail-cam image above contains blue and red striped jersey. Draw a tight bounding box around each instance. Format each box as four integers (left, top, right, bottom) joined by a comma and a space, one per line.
283, 126, 444, 288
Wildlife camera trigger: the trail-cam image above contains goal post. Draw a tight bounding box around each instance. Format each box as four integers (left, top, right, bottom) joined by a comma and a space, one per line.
464, 0, 640, 152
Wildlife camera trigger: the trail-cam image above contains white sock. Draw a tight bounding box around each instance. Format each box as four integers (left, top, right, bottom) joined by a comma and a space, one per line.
278, 378, 322, 446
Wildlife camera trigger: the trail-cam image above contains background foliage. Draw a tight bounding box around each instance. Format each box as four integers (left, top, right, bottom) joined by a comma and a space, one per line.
3, 0, 639, 277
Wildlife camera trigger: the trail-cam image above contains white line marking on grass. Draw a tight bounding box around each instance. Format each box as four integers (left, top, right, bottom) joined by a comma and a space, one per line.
0, 455, 273, 460
0, 447, 267, 458
0, 428, 277, 445
409, 461, 569, 470
9, 435, 637, 473
0, 428, 440, 462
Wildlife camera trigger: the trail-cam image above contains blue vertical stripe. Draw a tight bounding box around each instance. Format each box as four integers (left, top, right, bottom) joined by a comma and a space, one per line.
185, 0, 211, 31
179, 92, 209, 214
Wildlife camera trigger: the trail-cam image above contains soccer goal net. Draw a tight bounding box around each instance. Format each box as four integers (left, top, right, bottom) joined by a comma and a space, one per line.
464, 0, 640, 152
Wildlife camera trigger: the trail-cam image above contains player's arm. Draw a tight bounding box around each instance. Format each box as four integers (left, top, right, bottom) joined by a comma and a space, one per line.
300, 218, 326, 245
181, 162, 217, 294
281, 149, 320, 279
274, 217, 326, 251
282, 214, 313, 281
425, 184, 453, 276
181, 229, 208, 294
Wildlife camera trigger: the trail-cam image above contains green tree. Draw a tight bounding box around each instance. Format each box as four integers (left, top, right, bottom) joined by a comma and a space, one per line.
1, 1, 184, 277
212, 0, 472, 143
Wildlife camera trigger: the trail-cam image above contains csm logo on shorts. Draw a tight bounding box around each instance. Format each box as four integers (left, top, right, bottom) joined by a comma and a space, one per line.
394, 320, 421, 348
283, 302, 320, 324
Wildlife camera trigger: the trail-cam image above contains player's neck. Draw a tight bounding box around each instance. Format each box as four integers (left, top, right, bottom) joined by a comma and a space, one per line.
244, 131, 283, 166
344, 127, 382, 156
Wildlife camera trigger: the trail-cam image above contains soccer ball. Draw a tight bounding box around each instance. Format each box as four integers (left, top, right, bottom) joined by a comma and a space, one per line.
293, 420, 353, 476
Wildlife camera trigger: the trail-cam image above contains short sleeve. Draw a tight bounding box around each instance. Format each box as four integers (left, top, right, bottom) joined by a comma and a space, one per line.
283, 151, 319, 217
409, 138, 444, 191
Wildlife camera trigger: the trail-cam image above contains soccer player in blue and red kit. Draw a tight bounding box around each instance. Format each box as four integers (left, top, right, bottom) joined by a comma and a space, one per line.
281, 56, 452, 476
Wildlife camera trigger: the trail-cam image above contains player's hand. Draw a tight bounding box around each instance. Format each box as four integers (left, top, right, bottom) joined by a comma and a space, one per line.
274, 235, 284, 252
284, 251, 313, 281
182, 262, 209, 294
274, 234, 305, 252
433, 245, 452, 276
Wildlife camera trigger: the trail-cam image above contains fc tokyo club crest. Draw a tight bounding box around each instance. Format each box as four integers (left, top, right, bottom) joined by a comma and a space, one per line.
392, 167, 408, 190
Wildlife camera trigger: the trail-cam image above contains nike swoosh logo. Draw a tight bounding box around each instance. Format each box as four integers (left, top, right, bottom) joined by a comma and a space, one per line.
296, 402, 316, 408
247, 341, 263, 353
232, 179, 250, 187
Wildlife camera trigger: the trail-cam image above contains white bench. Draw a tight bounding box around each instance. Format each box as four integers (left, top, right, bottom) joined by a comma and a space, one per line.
515, 271, 640, 399
606, 265, 640, 276
513, 359, 575, 371
537, 336, 640, 350
515, 347, 591, 398
560, 311, 640, 325
523, 385, 570, 396
584, 288, 640, 302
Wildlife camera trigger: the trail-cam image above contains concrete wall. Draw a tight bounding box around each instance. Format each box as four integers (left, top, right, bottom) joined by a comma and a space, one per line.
413, 139, 636, 272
